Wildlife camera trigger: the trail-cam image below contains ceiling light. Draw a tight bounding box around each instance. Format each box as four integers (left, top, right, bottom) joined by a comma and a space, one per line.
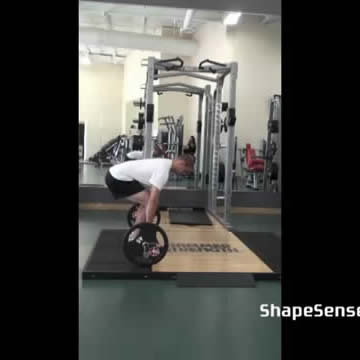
223, 12, 242, 25
183, 9, 194, 29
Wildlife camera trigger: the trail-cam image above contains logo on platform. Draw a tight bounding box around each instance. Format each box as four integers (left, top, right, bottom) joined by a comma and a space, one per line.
168, 243, 239, 253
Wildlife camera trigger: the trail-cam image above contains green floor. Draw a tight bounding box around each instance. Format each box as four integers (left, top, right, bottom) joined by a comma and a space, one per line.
79, 210, 281, 360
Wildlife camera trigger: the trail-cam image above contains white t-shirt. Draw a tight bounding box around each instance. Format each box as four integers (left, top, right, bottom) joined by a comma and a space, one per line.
126, 151, 143, 160
109, 158, 173, 191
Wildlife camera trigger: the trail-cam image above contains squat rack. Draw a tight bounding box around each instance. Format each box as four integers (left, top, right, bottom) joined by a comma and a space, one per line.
143, 57, 238, 225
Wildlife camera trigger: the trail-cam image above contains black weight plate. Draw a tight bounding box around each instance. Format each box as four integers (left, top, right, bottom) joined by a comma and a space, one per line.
123, 223, 169, 267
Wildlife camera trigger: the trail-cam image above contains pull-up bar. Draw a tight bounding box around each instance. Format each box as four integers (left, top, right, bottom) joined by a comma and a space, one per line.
155, 72, 218, 83
154, 82, 204, 93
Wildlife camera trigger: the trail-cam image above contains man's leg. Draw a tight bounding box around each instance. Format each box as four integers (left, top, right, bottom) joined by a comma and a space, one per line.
132, 204, 147, 224
126, 190, 150, 224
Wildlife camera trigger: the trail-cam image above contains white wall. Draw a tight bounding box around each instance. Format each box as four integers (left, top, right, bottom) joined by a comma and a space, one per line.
122, 49, 161, 136
226, 22, 281, 146
79, 63, 124, 159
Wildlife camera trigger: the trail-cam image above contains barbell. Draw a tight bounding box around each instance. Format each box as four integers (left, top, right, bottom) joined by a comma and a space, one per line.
123, 204, 167, 267
127, 203, 161, 227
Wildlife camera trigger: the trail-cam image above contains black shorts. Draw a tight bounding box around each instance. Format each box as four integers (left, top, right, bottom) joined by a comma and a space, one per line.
105, 170, 145, 199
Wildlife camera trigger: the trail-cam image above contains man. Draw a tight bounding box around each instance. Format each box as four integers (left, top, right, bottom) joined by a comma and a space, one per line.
183, 136, 196, 156
105, 154, 194, 225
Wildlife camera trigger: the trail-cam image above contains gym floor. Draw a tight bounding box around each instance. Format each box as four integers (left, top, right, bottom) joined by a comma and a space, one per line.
79, 163, 259, 191
79, 209, 281, 360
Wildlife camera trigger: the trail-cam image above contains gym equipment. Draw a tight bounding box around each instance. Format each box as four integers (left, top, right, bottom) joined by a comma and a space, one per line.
198, 59, 227, 72
132, 112, 145, 131
155, 57, 184, 72
183, 136, 196, 156
82, 226, 281, 281
88, 134, 129, 166
133, 98, 145, 110
129, 134, 144, 151
153, 141, 166, 158
220, 107, 228, 133
82, 230, 152, 278
263, 95, 281, 192
157, 115, 184, 159
269, 120, 279, 133
218, 134, 238, 191
81, 202, 281, 282
201, 161, 231, 188
201, 85, 212, 189
244, 143, 265, 190
124, 205, 166, 267
79, 123, 85, 160
218, 162, 225, 183
204, 63, 237, 224
138, 113, 145, 130
79, 145, 83, 160
127, 203, 161, 227
232, 136, 239, 190
142, 57, 237, 220
123, 223, 169, 267
168, 208, 213, 225
270, 163, 278, 181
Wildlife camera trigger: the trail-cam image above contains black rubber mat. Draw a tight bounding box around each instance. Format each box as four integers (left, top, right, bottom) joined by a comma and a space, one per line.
168, 208, 213, 225
232, 231, 281, 273
176, 272, 256, 288
82, 230, 151, 279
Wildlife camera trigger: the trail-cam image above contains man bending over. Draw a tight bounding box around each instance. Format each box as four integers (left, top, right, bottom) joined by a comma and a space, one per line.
105, 154, 194, 224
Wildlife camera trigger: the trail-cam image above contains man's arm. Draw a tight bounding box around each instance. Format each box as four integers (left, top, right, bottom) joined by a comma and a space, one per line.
145, 186, 160, 223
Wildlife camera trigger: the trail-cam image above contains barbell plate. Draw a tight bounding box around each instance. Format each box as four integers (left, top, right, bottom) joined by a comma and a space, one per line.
123, 223, 169, 267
